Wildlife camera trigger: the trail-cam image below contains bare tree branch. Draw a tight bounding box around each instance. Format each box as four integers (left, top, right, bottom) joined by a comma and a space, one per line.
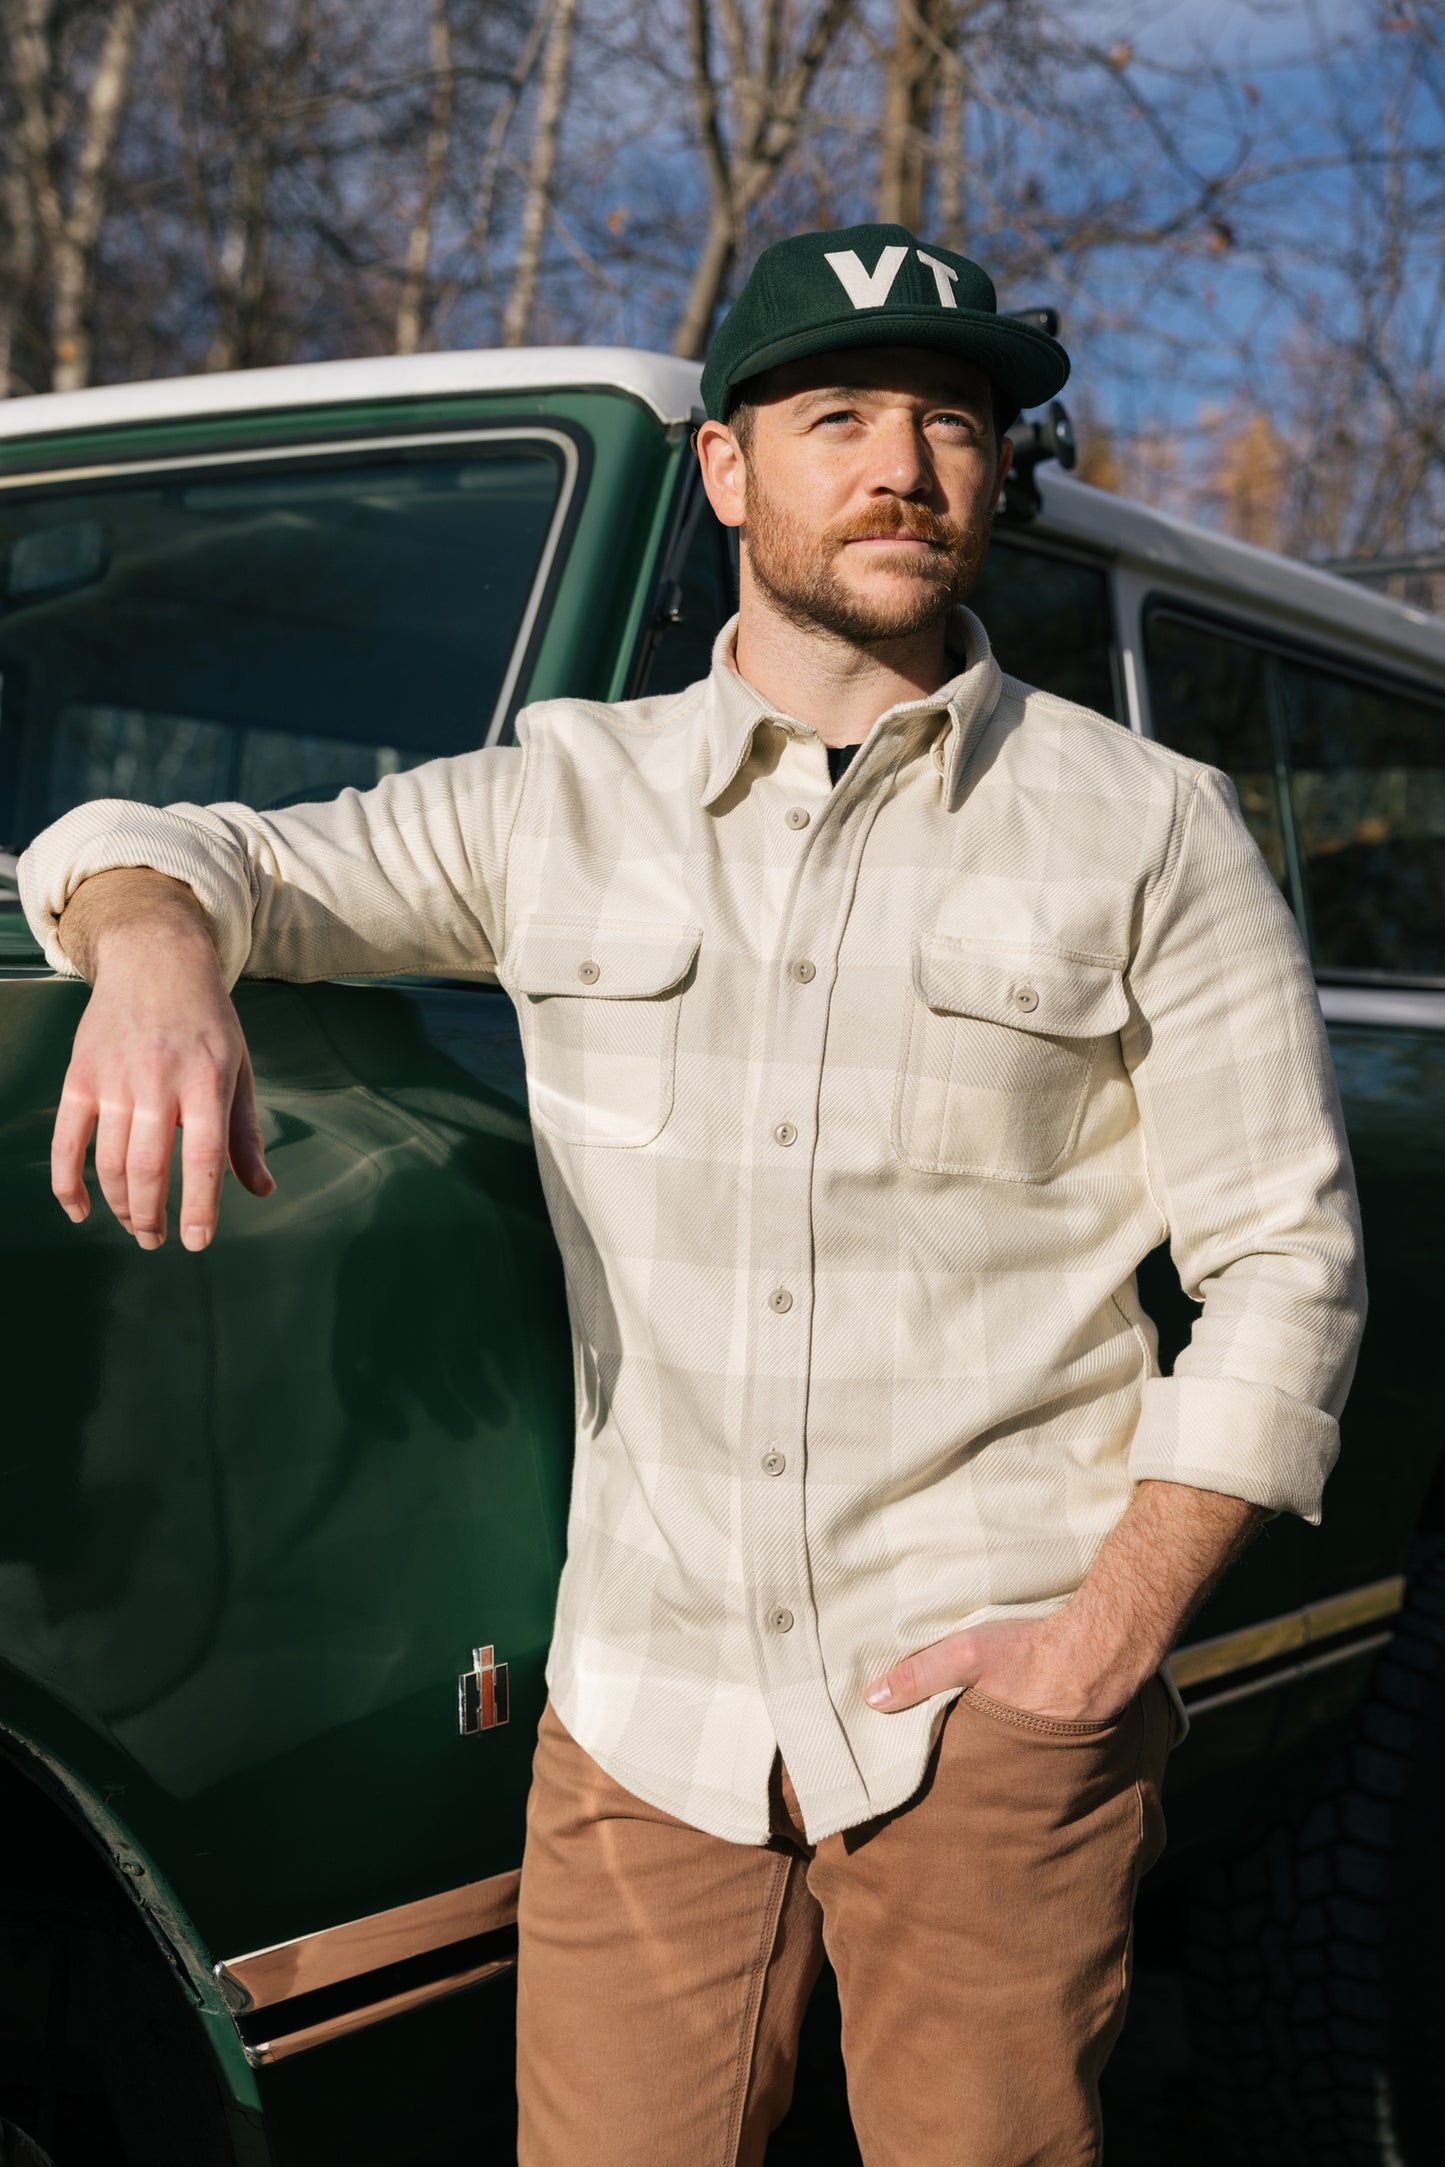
2, 0, 148, 389
503, 0, 577, 344
671, 0, 859, 359
395, 0, 455, 352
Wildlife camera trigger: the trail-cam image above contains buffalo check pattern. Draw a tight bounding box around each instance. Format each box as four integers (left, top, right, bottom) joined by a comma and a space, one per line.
21, 610, 1366, 1844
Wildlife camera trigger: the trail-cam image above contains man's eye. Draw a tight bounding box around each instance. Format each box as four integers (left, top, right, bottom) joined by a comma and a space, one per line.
817, 409, 857, 426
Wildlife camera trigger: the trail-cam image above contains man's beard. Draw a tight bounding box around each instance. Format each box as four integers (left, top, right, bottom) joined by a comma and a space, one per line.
742, 471, 991, 646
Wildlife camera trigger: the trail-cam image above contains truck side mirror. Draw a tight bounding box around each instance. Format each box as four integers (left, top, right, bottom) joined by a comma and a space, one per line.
1002, 401, 1076, 522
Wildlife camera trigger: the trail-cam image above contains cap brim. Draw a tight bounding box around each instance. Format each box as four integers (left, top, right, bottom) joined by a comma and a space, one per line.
718, 309, 1069, 418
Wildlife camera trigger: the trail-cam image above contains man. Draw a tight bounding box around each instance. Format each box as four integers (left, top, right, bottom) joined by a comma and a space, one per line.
19, 224, 1364, 2165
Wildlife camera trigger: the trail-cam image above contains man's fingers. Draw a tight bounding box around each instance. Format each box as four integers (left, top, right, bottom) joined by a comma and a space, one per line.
125, 1102, 179, 1250
92, 1097, 136, 1236
864, 1632, 977, 1713
52, 1085, 98, 1223
227, 1053, 276, 1199
179, 1103, 231, 1252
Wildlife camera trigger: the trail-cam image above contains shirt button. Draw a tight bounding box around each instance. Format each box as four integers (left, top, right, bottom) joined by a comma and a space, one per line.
785, 806, 810, 830
577, 960, 601, 985
791, 959, 816, 983
772, 1120, 797, 1147
767, 1286, 793, 1314
762, 1450, 786, 1476
768, 1606, 795, 1633
1013, 984, 1039, 1013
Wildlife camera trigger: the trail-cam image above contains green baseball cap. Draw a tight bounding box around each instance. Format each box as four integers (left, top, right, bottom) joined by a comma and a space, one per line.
700, 222, 1069, 423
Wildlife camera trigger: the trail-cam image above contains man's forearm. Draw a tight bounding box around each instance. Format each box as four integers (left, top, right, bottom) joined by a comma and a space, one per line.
57, 867, 215, 983
1052, 1478, 1267, 1698
866, 1477, 1267, 1718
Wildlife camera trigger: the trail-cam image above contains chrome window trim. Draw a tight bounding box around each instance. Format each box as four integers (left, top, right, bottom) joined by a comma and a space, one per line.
1168, 1575, 1405, 1717
0, 426, 581, 748
1318, 984, 1445, 1031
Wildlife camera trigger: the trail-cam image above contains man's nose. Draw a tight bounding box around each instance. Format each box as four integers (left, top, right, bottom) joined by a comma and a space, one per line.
866, 416, 935, 498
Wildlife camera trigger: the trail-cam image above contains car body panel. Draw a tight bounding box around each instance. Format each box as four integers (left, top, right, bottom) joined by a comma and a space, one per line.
0, 351, 1440, 2157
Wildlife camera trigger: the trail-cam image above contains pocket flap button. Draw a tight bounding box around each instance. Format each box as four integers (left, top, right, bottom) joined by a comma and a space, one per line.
577, 960, 601, 984
1013, 984, 1039, 1013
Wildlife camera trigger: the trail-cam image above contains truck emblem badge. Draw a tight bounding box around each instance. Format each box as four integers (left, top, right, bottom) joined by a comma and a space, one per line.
458, 1645, 510, 1735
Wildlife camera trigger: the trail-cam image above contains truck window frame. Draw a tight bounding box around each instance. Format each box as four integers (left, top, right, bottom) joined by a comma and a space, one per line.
982, 528, 1127, 724
0, 420, 588, 764
1141, 593, 1445, 992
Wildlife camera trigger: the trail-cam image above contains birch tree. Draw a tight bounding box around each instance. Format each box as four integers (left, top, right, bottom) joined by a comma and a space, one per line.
503, 0, 578, 346
671, 0, 860, 359
395, 0, 457, 353
875, 0, 964, 230
0, 0, 149, 392
426, 0, 552, 345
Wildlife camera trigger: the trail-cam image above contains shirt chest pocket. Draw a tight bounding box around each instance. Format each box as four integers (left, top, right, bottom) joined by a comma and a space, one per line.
506, 918, 702, 1148
893, 937, 1129, 1181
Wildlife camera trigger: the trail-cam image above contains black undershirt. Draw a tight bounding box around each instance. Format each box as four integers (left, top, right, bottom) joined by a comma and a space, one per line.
827, 742, 861, 786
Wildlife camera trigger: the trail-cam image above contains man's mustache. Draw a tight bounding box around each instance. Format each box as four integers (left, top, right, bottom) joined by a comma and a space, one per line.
824, 505, 967, 552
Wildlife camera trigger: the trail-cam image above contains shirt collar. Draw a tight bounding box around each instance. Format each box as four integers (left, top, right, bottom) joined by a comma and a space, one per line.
699, 607, 1003, 809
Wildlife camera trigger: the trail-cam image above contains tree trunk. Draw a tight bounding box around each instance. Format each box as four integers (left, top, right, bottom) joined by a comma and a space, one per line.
502, 0, 576, 348
933, 22, 968, 249
50, 0, 144, 389
1, 0, 146, 393
204, 140, 271, 374
429, 0, 553, 344
877, 0, 934, 229
877, 0, 970, 237
395, 0, 454, 356
672, 202, 739, 360
670, 0, 858, 359
0, 156, 40, 395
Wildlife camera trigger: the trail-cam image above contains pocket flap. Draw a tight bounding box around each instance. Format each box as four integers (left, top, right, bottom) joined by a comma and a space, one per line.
507, 919, 702, 1000
915, 938, 1128, 1038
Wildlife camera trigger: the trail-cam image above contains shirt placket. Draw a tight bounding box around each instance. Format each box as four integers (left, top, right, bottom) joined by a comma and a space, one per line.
737, 718, 916, 1825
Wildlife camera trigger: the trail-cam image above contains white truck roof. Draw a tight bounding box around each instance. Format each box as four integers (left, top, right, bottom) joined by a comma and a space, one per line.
1, 343, 1441, 678
0, 348, 706, 440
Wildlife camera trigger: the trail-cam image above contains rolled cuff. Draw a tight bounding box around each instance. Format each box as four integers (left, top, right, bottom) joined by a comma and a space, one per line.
17, 802, 255, 988
1127, 1373, 1341, 1526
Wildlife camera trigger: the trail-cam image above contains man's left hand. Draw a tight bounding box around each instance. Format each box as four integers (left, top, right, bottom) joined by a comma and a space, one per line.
861, 1479, 1269, 1720
863, 1612, 1143, 1721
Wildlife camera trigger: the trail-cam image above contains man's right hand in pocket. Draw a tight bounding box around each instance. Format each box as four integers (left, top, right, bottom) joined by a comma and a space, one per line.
50, 867, 275, 1253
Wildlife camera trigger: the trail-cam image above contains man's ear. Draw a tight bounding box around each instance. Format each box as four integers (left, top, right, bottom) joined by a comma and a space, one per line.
695, 418, 747, 531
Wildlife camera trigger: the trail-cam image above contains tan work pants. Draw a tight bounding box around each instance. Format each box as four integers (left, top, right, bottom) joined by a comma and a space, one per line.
515, 1679, 1171, 2167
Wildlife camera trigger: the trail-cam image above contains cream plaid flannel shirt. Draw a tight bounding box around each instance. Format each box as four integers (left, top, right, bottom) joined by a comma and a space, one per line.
21, 610, 1365, 1843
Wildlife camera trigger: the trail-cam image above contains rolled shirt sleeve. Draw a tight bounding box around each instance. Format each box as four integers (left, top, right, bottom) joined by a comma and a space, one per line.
1123, 766, 1367, 1524
16, 744, 528, 990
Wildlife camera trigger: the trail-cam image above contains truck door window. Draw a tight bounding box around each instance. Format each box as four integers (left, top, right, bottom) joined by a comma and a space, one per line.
638, 499, 735, 698
0, 436, 571, 853
967, 540, 1119, 720
1275, 655, 1445, 981
1142, 611, 1293, 897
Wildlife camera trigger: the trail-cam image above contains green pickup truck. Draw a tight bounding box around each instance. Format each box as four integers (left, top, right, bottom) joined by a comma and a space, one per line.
1, 350, 1442, 2166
